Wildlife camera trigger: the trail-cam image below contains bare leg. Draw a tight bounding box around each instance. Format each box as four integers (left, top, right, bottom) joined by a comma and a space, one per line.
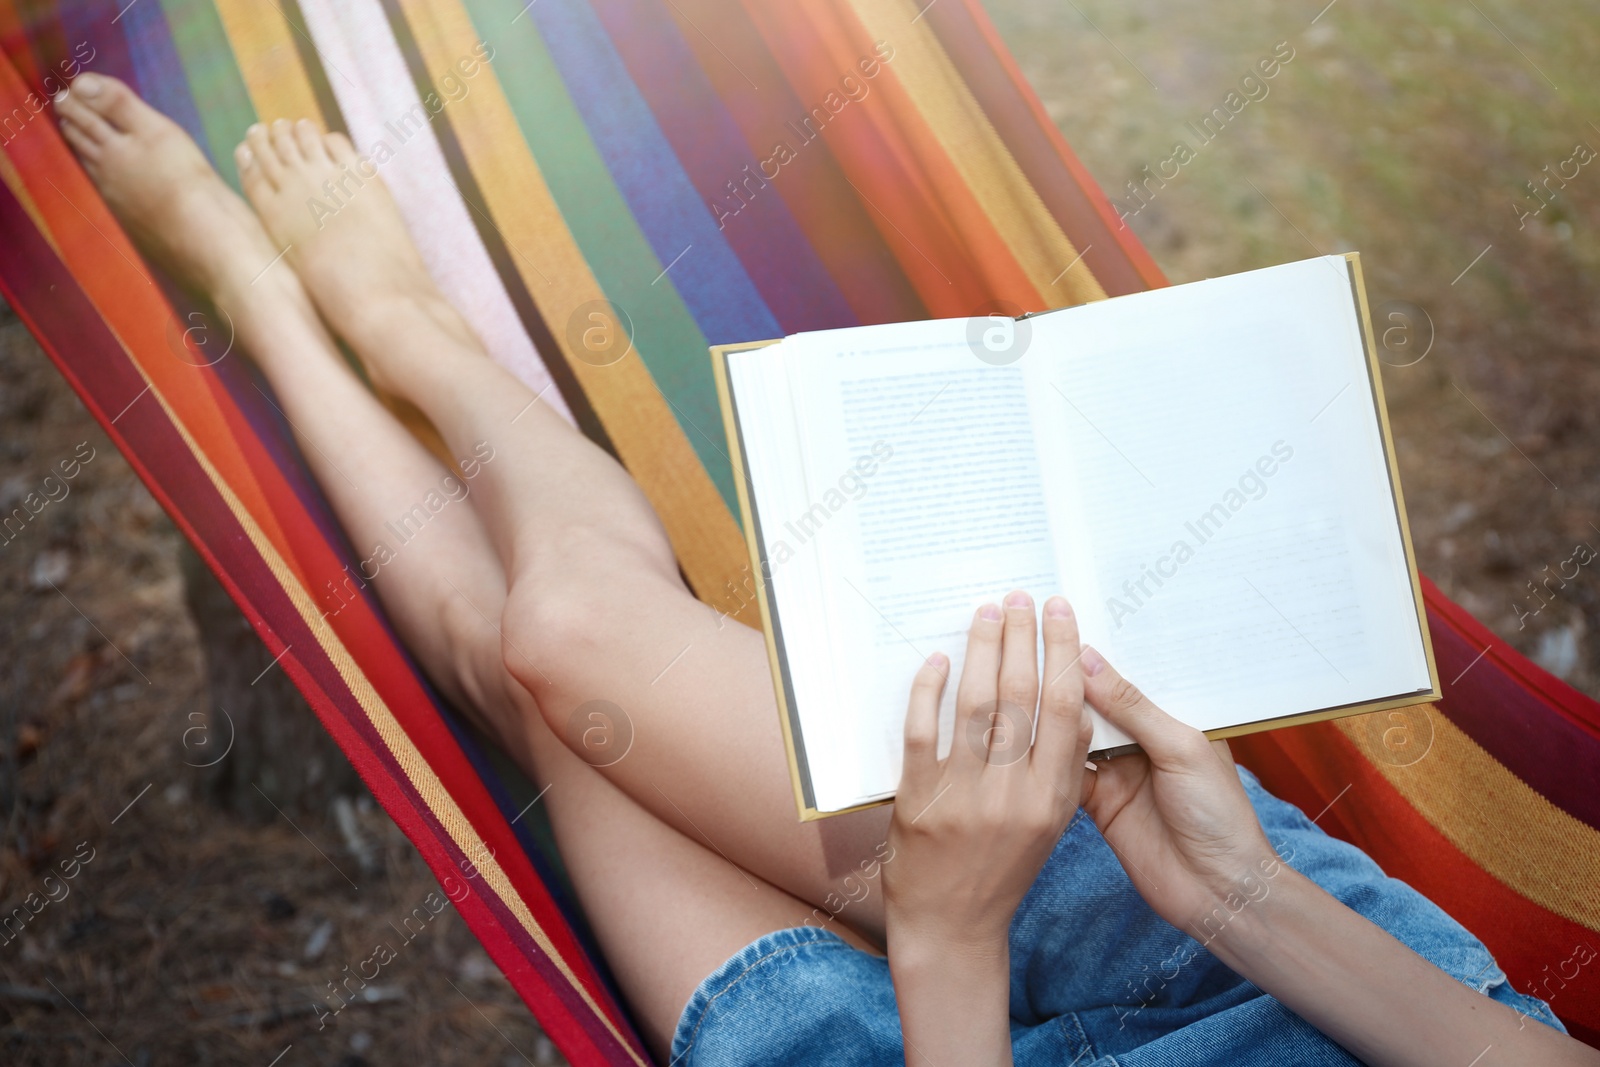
53, 74, 853, 1057
236, 114, 898, 939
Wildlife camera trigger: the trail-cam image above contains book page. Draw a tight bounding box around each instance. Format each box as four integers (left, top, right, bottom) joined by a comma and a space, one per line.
1027, 256, 1432, 750
727, 339, 850, 809
779, 321, 1062, 809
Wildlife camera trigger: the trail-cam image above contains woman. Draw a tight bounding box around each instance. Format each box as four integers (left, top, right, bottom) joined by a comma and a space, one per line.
52, 71, 1591, 1066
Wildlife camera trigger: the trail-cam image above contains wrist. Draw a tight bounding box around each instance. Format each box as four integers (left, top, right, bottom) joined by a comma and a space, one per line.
1191, 862, 1320, 971
1176, 830, 1284, 920
888, 922, 1014, 1067
886, 918, 1009, 978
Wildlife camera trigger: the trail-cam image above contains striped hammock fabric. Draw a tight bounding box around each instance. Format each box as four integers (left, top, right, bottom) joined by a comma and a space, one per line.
1, 0, 1596, 1059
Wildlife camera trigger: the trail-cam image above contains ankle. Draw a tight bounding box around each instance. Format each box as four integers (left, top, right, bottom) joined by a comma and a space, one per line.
342, 283, 479, 353
212, 263, 313, 335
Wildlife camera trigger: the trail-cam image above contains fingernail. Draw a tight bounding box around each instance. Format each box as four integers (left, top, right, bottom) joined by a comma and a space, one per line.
235, 143, 253, 165
979, 603, 1002, 621
1004, 589, 1031, 609
248, 122, 265, 135
1081, 646, 1106, 677
1045, 596, 1071, 618
52, 88, 68, 104
927, 651, 948, 670
74, 74, 101, 96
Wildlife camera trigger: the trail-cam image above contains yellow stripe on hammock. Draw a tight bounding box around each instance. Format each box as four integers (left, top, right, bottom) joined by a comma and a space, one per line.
848, 0, 1107, 309
212, 0, 326, 126
1337, 712, 1600, 931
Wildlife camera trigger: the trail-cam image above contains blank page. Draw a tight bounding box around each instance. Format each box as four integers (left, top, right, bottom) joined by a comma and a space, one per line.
1027, 256, 1432, 750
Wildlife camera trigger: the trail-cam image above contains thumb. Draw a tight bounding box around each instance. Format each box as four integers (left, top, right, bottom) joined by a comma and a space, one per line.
1080, 646, 1206, 768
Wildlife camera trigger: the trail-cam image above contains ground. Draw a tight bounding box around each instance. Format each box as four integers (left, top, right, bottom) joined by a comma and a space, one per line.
1, 1, 1596, 1064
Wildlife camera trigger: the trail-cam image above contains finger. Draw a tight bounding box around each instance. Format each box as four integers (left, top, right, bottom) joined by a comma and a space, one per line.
899, 652, 949, 798
953, 603, 1003, 770
1033, 596, 1088, 772
1080, 646, 1205, 768
993, 590, 1038, 766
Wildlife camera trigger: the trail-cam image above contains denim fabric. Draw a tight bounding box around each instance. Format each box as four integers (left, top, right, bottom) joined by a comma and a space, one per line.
669, 766, 1566, 1065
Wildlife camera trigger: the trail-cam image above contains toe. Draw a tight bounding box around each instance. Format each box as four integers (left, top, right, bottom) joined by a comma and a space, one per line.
325, 131, 360, 167
292, 118, 327, 163
70, 73, 152, 135
54, 82, 117, 144
59, 116, 101, 162
236, 140, 269, 201
270, 118, 302, 166
245, 123, 282, 186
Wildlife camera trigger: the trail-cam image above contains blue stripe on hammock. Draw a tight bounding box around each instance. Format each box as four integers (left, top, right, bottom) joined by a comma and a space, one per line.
56, 0, 138, 93
592, 0, 861, 335
521, 0, 782, 348
117, 0, 207, 151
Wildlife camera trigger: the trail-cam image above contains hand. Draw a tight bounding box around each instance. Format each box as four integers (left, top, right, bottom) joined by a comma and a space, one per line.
1077, 647, 1281, 936
883, 591, 1096, 958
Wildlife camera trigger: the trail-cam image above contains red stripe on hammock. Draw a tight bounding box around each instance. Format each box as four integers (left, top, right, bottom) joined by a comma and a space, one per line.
1426, 578, 1600, 830
925, 0, 1167, 299
666, 0, 928, 326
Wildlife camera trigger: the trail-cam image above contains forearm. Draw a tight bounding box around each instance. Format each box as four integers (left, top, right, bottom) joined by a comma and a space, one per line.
889, 935, 1012, 1067
1208, 867, 1595, 1066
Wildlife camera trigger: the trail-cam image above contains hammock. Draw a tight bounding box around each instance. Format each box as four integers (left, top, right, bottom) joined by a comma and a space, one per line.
1, 1, 1595, 1060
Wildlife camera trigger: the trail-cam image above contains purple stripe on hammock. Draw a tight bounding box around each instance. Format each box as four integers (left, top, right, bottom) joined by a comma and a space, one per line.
53, 0, 136, 93
591, 0, 861, 334
115, 0, 207, 150
520, 0, 782, 347
1431, 604, 1600, 833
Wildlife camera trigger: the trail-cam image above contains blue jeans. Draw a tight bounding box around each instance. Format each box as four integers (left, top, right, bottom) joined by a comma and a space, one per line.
669, 766, 1565, 1065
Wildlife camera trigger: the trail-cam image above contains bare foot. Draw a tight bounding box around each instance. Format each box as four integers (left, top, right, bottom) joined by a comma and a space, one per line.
236, 120, 470, 388
53, 73, 286, 305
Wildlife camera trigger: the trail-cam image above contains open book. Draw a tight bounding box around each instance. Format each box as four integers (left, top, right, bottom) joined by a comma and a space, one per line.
713, 254, 1438, 820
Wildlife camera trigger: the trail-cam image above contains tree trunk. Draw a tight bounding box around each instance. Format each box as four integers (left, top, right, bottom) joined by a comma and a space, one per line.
179, 543, 361, 824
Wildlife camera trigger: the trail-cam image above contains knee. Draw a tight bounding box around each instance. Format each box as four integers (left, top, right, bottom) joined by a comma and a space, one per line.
498, 575, 611, 704
498, 524, 689, 706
